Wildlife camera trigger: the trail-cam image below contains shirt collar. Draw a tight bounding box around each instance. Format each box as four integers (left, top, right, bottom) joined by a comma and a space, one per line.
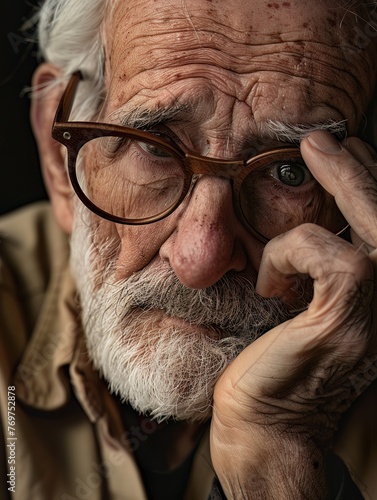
14, 265, 85, 410
13, 256, 135, 433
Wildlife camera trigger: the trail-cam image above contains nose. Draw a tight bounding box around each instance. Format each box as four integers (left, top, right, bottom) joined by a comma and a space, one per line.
159, 176, 249, 288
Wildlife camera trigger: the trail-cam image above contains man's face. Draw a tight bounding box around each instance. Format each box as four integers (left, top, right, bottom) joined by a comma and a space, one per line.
70, 0, 376, 421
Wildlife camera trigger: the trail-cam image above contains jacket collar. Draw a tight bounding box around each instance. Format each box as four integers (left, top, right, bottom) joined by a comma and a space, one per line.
14, 265, 87, 411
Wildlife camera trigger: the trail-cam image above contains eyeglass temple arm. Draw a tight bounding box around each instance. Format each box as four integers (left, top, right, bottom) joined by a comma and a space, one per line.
53, 71, 83, 126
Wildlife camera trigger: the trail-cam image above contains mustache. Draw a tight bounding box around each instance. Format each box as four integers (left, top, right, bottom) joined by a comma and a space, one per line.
106, 262, 294, 338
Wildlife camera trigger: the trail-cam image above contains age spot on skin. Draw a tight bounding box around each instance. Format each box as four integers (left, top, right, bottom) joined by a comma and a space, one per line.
267, 2, 291, 7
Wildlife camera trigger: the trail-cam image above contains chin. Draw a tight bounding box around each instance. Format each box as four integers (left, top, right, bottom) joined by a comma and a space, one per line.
69, 206, 294, 421
85, 308, 248, 422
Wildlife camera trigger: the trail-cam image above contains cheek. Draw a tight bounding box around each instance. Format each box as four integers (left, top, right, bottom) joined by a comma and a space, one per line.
77, 144, 183, 279
114, 221, 176, 280
81, 214, 156, 281
78, 141, 127, 217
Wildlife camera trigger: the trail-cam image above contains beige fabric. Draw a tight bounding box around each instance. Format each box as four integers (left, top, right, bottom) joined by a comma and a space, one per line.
0, 203, 214, 500
0, 202, 376, 499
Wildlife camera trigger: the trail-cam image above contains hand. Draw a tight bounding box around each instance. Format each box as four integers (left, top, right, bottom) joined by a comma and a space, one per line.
302, 131, 377, 250
210, 132, 377, 499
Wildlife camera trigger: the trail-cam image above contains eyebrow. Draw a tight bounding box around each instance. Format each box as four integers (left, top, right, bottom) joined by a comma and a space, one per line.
264, 119, 348, 144
114, 105, 348, 145
115, 104, 193, 130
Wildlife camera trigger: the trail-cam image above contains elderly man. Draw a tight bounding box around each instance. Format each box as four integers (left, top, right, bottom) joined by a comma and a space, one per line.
1, 0, 377, 498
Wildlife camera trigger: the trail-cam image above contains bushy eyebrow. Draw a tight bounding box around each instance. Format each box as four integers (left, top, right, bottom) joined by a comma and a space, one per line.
114, 104, 348, 145
264, 119, 348, 144
115, 104, 193, 130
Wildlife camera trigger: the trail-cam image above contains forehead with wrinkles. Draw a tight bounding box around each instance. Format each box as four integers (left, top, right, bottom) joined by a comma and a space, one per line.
101, 0, 377, 138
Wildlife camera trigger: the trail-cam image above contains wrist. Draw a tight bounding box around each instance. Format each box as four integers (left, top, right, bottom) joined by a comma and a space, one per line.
211, 425, 327, 500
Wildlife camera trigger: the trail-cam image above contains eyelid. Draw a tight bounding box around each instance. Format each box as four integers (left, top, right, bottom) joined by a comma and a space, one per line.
138, 141, 172, 158
105, 136, 127, 156
145, 127, 186, 150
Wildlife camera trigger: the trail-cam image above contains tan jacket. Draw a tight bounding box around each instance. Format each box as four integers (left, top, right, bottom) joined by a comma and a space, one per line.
0, 202, 376, 499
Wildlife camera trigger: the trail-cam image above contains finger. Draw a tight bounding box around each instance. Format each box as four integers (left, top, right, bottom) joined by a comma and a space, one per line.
256, 224, 373, 320
221, 227, 376, 406
341, 138, 376, 251
350, 228, 375, 254
343, 136, 377, 179
300, 131, 377, 247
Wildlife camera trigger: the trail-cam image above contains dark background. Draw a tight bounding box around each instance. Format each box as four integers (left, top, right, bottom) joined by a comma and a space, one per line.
0, 0, 47, 215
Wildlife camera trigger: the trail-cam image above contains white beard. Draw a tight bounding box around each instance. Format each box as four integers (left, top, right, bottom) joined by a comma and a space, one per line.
70, 206, 293, 422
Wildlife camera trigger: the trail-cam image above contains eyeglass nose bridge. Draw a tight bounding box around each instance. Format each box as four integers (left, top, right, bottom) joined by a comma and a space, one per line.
184, 154, 245, 181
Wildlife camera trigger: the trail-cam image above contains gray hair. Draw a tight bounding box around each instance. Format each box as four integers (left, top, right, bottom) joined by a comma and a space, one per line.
37, 0, 107, 119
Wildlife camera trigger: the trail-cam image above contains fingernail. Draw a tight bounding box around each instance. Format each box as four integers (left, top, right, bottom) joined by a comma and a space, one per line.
306, 131, 343, 154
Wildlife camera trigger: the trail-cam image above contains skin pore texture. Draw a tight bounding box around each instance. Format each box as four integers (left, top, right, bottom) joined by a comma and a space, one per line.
59, 0, 377, 494
95, 0, 376, 281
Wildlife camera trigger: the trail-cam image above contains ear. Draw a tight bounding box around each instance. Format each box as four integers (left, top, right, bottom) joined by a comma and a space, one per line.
31, 63, 74, 234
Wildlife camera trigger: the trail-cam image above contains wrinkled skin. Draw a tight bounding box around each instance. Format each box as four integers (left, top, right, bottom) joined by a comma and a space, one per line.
98, 0, 376, 285
40, 0, 377, 497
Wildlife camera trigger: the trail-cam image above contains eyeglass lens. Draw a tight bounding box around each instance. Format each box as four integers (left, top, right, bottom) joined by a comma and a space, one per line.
75, 134, 347, 240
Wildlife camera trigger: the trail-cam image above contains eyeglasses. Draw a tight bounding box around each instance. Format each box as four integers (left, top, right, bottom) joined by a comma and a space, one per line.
52, 72, 348, 242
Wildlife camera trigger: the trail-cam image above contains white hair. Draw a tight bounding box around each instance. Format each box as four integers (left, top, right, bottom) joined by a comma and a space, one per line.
37, 0, 108, 120
70, 203, 294, 421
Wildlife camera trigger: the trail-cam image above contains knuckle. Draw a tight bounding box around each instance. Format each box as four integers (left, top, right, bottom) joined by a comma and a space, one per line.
292, 224, 372, 271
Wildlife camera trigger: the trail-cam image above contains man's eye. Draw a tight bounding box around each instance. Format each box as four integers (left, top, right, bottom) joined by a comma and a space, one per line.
271, 162, 313, 187
139, 141, 172, 158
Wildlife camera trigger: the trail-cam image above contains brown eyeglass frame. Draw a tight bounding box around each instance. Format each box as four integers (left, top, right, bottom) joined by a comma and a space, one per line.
52, 72, 348, 242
